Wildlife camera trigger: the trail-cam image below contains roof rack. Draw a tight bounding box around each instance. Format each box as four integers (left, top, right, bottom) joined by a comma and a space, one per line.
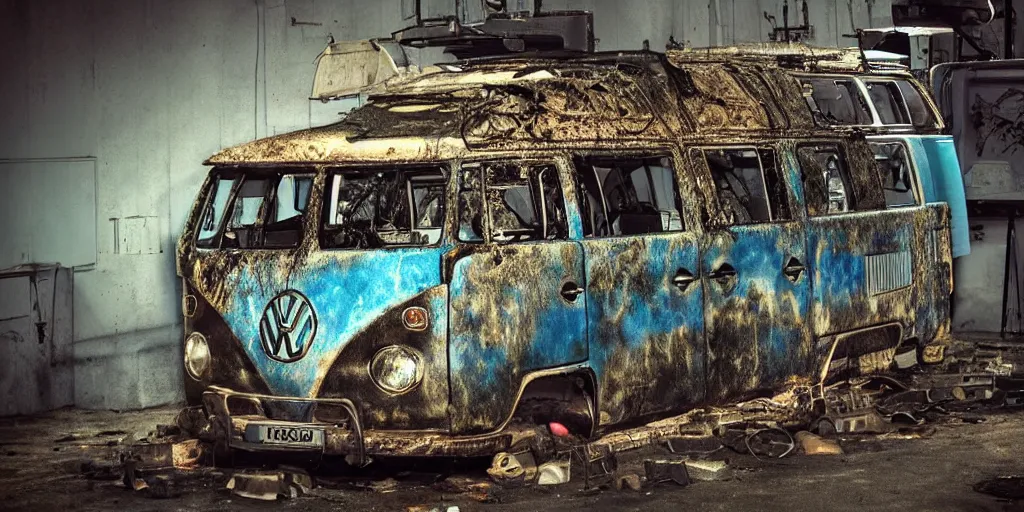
666, 42, 872, 73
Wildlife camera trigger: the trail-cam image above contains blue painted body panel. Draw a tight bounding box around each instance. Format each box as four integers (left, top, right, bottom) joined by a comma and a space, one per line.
216, 247, 447, 398
447, 241, 588, 434
581, 233, 705, 424
703, 223, 812, 400
805, 210, 915, 337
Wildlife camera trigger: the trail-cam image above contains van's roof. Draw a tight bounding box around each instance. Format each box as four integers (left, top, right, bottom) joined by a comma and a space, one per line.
206, 47, 909, 166
207, 52, 685, 165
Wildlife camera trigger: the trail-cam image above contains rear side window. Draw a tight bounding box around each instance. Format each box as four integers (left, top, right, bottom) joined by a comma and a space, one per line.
575, 156, 684, 237
865, 81, 911, 125
797, 144, 853, 216
699, 147, 790, 225
797, 142, 887, 215
801, 78, 873, 125
322, 167, 446, 249
870, 142, 918, 207
457, 161, 568, 244
895, 80, 936, 127
865, 79, 936, 127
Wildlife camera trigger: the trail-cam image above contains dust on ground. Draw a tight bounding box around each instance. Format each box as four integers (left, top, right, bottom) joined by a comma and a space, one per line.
2, 405, 1023, 512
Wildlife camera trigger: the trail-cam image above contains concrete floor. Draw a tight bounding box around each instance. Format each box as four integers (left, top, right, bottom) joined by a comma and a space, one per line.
1, 406, 1023, 511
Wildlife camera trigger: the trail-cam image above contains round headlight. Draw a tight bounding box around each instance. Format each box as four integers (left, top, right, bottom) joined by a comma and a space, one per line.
369, 346, 423, 394
184, 332, 210, 380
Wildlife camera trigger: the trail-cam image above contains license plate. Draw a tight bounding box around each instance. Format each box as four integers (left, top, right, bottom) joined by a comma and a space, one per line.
249, 424, 324, 447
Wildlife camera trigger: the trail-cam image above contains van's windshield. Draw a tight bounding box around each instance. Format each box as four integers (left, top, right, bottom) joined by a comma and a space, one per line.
196, 170, 313, 249
320, 167, 446, 249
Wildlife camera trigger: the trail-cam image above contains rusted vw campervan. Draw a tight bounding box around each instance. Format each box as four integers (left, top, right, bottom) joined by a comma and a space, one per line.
177, 49, 957, 464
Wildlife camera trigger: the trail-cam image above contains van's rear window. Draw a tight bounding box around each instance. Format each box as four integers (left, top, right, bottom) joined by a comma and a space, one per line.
320, 167, 446, 249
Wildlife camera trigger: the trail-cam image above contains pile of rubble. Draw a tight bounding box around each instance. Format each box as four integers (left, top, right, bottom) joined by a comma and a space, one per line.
59, 338, 1024, 505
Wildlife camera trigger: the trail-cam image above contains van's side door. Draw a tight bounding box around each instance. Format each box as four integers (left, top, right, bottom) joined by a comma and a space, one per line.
447, 159, 588, 435
572, 152, 705, 426
691, 146, 813, 402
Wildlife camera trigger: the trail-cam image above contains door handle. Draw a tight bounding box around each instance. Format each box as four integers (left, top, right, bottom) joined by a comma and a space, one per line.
560, 281, 585, 302
707, 264, 737, 283
783, 257, 805, 283
672, 269, 697, 291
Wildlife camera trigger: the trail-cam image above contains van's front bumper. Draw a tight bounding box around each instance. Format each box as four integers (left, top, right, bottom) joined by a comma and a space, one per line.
202, 386, 518, 460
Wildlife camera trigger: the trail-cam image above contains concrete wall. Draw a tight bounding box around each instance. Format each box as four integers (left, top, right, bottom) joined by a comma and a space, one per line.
0, 0, 895, 411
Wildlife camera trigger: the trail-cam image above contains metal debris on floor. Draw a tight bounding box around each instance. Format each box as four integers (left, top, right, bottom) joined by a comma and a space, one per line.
24, 337, 1024, 506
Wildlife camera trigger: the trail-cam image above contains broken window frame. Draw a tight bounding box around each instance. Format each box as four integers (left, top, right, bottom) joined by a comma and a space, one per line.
869, 140, 922, 209
798, 74, 939, 130
194, 168, 315, 250
319, 165, 448, 250
695, 145, 791, 227
796, 142, 856, 217
456, 159, 570, 245
799, 76, 874, 126
573, 154, 687, 237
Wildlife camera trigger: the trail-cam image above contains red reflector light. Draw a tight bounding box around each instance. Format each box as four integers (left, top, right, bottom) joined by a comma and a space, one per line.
402, 307, 428, 331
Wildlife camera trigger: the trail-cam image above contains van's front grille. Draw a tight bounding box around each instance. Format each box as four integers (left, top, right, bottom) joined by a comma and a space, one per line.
865, 250, 912, 295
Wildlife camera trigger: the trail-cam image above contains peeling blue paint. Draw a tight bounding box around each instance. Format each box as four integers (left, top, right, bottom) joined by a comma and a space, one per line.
219, 247, 446, 398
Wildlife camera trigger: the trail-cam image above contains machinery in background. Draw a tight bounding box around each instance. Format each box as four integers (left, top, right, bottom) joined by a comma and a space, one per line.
392, 0, 593, 58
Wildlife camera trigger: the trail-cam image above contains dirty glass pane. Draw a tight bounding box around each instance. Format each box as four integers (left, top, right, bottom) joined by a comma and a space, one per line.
483, 162, 567, 243
196, 176, 237, 248
758, 148, 791, 221
321, 167, 446, 248
263, 174, 313, 248
273, 175, 312, 223
870, 142, 917, 207
575, 156, 683, 237
224, 178, 270, 248
802, 78, 873, 125
457, 169, 485, 243
797, 144, 852, 216
866, 81, 911, 125
411, 178, 444, 230
895, 80, 936, 127
703, 148, 772, 224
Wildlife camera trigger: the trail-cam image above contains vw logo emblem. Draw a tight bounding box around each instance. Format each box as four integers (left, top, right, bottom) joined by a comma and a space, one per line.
259, 290, 317, 363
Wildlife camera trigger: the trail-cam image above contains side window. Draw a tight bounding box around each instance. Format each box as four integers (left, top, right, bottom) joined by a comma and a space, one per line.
321, 167, 447, 249
797, 144, 853, 216
457, 161, 568, 243
894, 80, 936, 127
701, 147, 789, 225
865, 81, 911, 125
196, 176, 237, 248
484, 162, 567, 243
575, 156, 684, 237
801, 78, 873, 125
457, 169, 485, 242
870, 142, 918, 207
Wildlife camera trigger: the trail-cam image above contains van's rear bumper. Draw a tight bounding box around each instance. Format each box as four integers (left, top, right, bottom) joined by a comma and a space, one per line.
202, 386, 516, 459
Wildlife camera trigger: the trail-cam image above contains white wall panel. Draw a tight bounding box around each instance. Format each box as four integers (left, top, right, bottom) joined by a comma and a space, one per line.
0, 160, 97, 269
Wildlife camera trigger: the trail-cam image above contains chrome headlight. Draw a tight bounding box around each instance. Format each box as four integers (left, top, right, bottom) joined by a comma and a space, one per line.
184, 332, 210, 380
369, 346, 423, 394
